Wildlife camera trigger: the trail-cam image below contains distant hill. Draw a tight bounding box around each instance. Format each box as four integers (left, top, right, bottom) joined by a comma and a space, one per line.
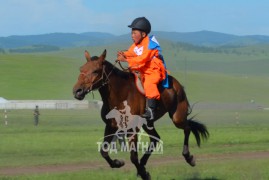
1, 30, 269, 49
153, 31, 269, 47
0, 32, 118, 49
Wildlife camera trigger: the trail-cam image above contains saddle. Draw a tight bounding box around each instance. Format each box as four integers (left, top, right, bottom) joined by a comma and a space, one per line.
133, 70, 169, 95
133, 71, 145, 95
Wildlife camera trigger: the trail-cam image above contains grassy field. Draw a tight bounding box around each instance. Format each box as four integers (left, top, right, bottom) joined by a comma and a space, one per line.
1, 42, 269, 103
0, 108, 268, 179
0, 44, 269, 179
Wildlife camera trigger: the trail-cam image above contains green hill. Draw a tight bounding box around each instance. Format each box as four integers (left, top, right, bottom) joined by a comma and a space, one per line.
1, 31, 269, 49
1, 42, 268, 106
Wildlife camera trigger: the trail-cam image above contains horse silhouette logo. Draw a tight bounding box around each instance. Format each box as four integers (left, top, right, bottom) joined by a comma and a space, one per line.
106, 100, 153, 140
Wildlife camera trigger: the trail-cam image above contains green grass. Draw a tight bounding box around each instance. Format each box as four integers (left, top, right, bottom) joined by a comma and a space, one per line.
182, 72, 269, 105
0, 109, 102, 167
0, 109, 268, 179
1, 43, 269, 103
0, 54, 78, 99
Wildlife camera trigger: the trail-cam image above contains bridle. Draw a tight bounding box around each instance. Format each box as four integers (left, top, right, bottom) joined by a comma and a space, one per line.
79, 60, 121, 93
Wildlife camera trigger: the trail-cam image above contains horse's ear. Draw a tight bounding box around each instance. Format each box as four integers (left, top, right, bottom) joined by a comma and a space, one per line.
85, 50, 91, 62
100, 49, 106, 61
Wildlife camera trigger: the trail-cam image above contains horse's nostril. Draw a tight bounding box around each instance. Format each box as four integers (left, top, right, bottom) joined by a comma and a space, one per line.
76, 89, 83, 95
74, 88, 85, 100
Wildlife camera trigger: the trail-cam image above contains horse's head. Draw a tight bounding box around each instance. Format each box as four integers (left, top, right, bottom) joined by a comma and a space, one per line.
73, 49, 106, 100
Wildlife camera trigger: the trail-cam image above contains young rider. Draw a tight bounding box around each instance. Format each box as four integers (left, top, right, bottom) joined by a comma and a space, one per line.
117, 17, 168, 120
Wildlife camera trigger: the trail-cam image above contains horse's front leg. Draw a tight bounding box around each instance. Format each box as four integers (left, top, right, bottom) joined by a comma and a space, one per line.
100, 125, 125, 168
129, 134, 151, 180
140, 125, 160, 168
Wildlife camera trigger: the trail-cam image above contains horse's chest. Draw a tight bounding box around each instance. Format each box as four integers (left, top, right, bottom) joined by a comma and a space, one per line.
110, 119, 118, 128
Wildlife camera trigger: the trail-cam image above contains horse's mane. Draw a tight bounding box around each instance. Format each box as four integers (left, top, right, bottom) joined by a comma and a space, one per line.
91, 56, 99, 61
104, 60, 131, 80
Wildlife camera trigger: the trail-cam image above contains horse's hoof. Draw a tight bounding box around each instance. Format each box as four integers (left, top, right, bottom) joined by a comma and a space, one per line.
137, 171, 151, 180
188, 155, 196, 167
183, 153, 196, 167
110, 159, 125, 168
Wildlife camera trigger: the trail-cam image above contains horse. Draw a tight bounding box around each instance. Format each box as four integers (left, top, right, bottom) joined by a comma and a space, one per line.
73, 49, 209, 180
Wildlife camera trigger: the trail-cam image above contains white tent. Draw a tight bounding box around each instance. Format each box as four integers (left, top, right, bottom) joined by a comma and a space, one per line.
0, 97, 9, 109
0, 97, 8, 103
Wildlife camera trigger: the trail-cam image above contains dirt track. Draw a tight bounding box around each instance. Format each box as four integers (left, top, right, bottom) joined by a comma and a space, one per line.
0, 151, 268, 176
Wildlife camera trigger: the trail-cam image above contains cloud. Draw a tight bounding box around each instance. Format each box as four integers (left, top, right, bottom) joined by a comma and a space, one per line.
1, 0, 269, 36
0, 0, 123, 36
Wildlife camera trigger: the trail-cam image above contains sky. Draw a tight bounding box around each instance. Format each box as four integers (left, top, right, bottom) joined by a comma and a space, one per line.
0, 0, 269, 37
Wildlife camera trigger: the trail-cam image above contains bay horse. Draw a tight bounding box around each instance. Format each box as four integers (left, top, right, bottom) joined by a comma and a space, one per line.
73, 49, 209, 180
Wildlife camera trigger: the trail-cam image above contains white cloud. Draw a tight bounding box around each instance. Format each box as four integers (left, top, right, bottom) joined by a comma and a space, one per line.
0, 0, 123, 36
1, 0, 269, 36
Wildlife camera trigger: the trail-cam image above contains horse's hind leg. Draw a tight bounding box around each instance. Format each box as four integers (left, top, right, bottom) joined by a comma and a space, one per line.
100, 125, 125, 168
169, 101, 196, 167
182, 125, 196, 166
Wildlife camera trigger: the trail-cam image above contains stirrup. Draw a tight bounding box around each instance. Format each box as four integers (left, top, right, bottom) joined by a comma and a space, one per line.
141, 108, 154, 120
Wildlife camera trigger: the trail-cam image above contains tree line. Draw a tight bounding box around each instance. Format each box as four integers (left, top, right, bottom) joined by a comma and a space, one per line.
9, 45, 60, 53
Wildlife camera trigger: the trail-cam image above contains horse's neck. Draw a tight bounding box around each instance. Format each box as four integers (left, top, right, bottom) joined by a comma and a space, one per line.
98, 62, 131, 107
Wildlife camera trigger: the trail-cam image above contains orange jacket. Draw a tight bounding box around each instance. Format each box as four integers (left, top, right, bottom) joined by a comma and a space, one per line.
124, 36, 166, 79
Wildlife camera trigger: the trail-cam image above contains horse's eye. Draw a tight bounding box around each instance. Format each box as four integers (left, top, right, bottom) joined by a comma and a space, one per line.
92, 70, 100, 75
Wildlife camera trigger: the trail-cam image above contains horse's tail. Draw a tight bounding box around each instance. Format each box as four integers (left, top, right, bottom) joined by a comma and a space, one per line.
188, 115, 209, 147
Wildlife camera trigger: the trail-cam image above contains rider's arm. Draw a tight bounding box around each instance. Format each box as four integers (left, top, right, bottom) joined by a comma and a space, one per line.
125, 37, 157, 68
127, 48, 157, 69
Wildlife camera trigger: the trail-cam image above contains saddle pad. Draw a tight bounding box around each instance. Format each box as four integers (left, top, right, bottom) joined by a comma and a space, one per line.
133, 71, 145, 95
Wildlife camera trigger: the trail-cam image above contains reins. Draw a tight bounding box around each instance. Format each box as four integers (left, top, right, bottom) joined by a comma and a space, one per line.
116, 60, 130, 72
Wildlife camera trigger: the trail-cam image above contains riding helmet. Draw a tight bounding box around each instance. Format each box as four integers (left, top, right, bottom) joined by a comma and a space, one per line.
128, 17, 151, 34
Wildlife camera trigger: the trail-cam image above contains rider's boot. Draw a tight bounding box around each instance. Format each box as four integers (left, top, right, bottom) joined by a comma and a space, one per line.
141, 98, 156, 120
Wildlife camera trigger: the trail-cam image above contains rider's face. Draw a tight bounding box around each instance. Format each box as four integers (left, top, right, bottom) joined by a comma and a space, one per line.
131, 29, 146, 44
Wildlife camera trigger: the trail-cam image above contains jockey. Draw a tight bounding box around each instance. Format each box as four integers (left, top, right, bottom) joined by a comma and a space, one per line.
117, 17, 168, 120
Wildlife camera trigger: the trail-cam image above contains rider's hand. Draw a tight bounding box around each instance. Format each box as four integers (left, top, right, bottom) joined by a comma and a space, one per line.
117, 51, 124, 56
117, 51, 127, 62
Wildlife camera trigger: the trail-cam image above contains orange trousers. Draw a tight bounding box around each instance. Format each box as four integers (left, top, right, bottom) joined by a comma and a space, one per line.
142, 69, 162, 100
